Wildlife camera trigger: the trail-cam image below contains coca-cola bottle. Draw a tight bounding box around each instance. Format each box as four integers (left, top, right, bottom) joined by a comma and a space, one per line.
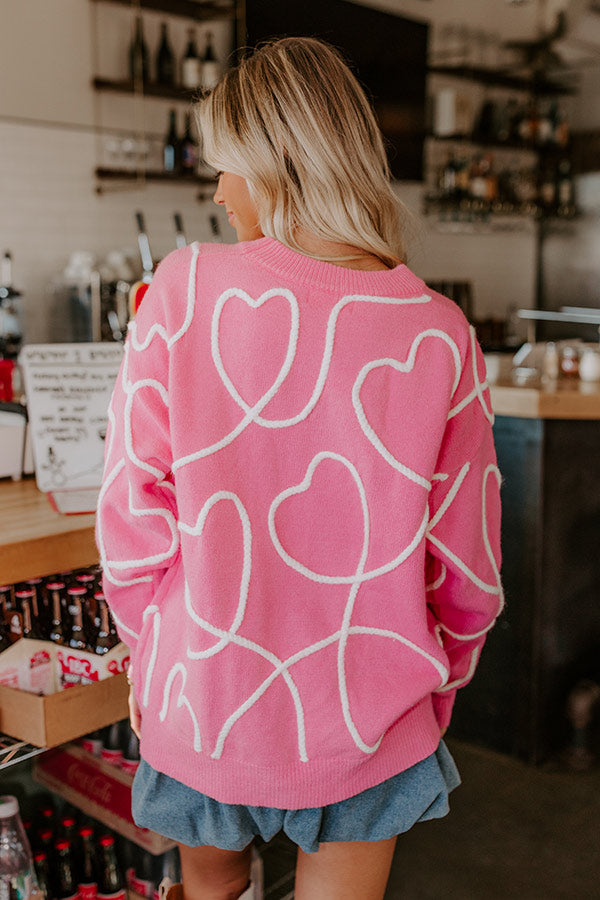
121, 728, 140, 776
100, 723, 124, 767
19, 592, 44, 640
33, 850, 51, 900
77, 825, 98, 900
80, 730, 103, 757
0, 617, 11, 653
96, 835, 126, 900
52, 840, 78, 900
58, 815, 78, 846
129, 847, 155, 899
152, 849, 181, 900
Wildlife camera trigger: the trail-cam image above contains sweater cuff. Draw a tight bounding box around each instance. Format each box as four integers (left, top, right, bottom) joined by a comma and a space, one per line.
433, 690, 456, 732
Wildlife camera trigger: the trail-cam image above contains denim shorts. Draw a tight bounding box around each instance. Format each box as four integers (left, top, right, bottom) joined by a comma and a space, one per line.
131, 741, 460, 854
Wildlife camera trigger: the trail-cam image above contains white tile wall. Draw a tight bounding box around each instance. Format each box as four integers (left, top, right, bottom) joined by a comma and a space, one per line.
0, 119, 231, 344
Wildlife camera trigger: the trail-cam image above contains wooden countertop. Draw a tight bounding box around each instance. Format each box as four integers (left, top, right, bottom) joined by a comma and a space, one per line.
489, 375, 600, 420
0, 477, 97, 584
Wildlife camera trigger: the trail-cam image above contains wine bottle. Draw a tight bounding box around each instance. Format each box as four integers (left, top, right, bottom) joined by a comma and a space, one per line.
180, 113, 198, 173
163, 109, 179, 174
201, 31, 219, 90
129, 15, 149, 86
156, 21, 175, 87
181, 27, 201, 90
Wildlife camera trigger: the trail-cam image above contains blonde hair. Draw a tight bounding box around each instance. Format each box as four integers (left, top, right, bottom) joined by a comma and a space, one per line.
196, 37, 412, 267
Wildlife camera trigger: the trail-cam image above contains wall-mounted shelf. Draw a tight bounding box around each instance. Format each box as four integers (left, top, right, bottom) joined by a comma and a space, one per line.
95, 167, 213, 185
428, 64, 576, 96
426, 132, 567, 155
93, 77, 197, 103
90, 0, 235, 23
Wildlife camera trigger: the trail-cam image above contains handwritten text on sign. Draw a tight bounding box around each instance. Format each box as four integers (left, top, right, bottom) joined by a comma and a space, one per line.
20, 343, 123, 492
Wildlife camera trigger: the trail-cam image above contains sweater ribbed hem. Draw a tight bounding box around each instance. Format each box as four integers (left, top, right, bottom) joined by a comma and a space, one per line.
139, 696, 442, 809
238, 237, 426, 296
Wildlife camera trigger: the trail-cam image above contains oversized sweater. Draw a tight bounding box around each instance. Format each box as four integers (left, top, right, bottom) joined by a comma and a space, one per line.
96, 237, 503, 809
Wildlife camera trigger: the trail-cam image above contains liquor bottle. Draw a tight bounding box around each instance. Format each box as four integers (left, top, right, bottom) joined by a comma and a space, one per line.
26, 578, 45, 626
67, 590, 88, 651
163, 109, 179, 174
0, 796, 37, 900
53, 840, 78, 900
129, 15, 149, 86
48, 584, 67, 646
95, 597, 117, 655
155, 21, 175, 87
96, 835, 126, 900
201, 31, 219, 91
101, 722, 124, 767
181, 28, 201, 90
121, 728, 140, 776
33, 850, 51, 900
180, 113, 198, 173
77, 825, 98, 900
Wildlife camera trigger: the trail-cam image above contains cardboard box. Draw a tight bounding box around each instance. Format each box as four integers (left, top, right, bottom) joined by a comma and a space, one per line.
0, 638, 129, 694
34, 742, 175, 855
0, 670, 129, 747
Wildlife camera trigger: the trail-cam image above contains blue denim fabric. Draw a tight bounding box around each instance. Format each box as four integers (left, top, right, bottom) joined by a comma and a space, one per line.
131, 742, 460, 854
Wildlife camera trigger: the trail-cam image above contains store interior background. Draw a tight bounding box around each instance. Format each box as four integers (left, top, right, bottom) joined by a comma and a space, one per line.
0, 0, 599, 348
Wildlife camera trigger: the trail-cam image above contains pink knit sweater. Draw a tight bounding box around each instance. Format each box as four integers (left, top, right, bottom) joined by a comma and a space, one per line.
96, 237, 502, 808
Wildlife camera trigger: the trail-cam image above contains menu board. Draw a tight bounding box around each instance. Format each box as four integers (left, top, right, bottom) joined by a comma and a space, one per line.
19, 343, 123, 509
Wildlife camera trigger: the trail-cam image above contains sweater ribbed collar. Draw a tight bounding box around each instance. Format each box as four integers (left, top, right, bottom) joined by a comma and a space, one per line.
239, 237, 425, 296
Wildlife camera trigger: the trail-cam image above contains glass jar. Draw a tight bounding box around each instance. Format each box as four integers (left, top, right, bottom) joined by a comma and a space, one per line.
579, 348, 600, 383
560, 345, 579, 378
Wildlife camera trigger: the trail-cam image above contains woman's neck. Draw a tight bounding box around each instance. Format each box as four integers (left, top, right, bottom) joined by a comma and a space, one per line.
292, 229, 391, 271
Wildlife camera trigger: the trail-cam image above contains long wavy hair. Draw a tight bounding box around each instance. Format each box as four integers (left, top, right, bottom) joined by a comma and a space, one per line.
196, 37, 414, 267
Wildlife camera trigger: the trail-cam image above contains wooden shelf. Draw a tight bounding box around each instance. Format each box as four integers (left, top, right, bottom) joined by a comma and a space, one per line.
93, 77, 198, 102
428, 64, 575, 95
426, 132, 568, 154
95, 166, 214, 185
90, 0, 235, 22
0, 477, 97, 584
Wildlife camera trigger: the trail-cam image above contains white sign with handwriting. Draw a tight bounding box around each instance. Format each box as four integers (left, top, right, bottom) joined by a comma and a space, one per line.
19, 343, 123, 493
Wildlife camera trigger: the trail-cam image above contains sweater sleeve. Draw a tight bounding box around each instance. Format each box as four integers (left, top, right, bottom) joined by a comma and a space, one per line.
425, 327, 503, 731
95, 252, 184, 658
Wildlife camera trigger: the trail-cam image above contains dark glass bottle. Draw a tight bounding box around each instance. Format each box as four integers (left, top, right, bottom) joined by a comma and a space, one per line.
0, 584, 13, 612
20, 593, 43, 640
121, 728, 140, 776
180, 113, 198, 173
0, 616, 11, 653
95, 598, 117, 655
181, 27, 201, 90
96, 835, 126, 900
53, 840, 78, 900
163, 109, 179, 174
130, 847, 155, 899
201, 31, 219, 91
33, 850, 52, 900
156, 21, 175, 86
129, 15, 149, 86
77, 825, 98, 900
58, 815, 78, 847
67, 589, 88, 651
48, 585, 67, 646
100, 722, 124, 767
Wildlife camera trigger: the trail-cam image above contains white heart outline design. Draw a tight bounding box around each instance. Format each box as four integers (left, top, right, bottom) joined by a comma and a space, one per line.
269, 451, 429, 585
160, 663, 203, 752
352, 329, 462, 490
